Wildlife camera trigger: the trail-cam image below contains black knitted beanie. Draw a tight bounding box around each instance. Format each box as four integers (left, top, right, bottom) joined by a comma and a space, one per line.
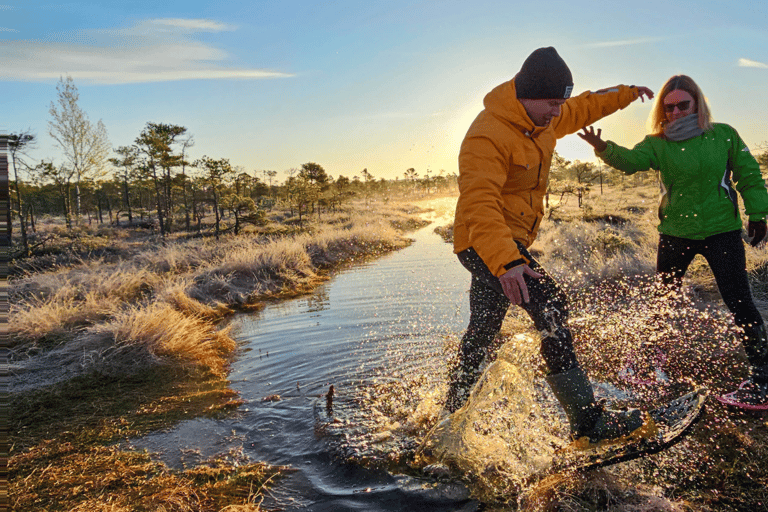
515, 47, 574, 100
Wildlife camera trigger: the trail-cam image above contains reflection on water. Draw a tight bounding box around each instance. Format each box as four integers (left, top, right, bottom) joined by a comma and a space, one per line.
305, 287, 330, 313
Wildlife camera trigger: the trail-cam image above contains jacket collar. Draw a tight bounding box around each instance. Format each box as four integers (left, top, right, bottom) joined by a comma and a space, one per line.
484, 78, 551, 137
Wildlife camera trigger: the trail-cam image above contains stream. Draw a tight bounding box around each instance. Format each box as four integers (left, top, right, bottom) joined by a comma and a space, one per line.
133, 198, 489, 511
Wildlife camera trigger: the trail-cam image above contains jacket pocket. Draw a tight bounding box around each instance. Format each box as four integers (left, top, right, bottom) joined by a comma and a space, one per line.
504, 194, 536, 235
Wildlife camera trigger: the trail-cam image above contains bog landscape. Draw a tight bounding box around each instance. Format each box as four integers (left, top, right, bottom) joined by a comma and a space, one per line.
8, 81, 768, 512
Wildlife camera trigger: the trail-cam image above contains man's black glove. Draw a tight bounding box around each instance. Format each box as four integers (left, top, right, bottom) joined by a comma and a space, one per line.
748, 220, 767, 247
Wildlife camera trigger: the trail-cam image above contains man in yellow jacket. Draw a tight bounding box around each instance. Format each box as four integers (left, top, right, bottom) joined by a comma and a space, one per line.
448, 47, 655, 445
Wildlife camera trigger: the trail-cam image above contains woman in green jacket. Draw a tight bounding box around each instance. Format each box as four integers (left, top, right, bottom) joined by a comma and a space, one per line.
578, 74, 768, 409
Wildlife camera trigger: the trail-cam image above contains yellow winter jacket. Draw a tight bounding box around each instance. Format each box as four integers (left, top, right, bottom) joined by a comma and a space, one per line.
453, 79, 642, 277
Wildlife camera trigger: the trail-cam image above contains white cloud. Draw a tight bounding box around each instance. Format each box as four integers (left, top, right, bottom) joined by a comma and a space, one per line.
738, 58, 768, 69
147, 18, 234, 32
581, 37, 667, 48
0, 27, 18, 32
0, 18, 293, 84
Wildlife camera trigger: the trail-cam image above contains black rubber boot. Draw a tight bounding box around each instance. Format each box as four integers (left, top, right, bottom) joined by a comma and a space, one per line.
546, 367, 655, 446
444, 363, 482, 413
729, 323, 768, 406
742, 323, 768, 383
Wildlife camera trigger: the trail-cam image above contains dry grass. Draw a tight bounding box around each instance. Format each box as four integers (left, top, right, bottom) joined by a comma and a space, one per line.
11, 440, 284, 512
517, 470, 688, 512
81, 302, 237, 377
10, 265, 164, 344
10, 200, 424, 376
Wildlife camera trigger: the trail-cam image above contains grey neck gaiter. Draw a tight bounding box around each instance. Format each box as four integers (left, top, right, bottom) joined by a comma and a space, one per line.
664, 113, 704, 141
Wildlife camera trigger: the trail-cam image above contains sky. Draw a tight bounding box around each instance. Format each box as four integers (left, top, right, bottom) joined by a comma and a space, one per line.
2, 0, 767, 182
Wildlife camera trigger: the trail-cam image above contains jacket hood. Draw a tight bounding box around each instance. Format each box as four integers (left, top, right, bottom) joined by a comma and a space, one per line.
483, 78, 539, 134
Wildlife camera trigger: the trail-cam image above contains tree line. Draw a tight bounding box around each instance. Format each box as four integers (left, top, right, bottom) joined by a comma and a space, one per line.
548, 148, 768, 211
7, 77, 457, 257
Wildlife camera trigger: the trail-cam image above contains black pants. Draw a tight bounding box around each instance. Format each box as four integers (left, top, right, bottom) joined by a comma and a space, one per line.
656, 230, 763, 328
454, 245, 579, 379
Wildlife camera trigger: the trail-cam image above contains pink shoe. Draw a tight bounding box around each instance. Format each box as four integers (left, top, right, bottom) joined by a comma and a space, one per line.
717, 379, 768, 411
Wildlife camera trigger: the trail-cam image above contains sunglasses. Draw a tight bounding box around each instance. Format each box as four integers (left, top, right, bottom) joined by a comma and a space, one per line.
664, 100, 692, 113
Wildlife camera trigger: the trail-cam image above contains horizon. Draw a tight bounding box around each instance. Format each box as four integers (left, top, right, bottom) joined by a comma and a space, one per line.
2, 1, 767, 182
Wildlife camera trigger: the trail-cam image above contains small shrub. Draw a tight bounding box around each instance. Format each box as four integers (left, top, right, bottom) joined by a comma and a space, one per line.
593, 227, 634, 256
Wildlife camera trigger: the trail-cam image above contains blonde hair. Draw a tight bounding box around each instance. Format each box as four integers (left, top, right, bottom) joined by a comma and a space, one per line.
648, 75, 713, 135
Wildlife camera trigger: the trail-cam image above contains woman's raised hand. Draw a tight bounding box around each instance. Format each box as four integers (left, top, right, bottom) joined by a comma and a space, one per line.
578, 126, 608, 153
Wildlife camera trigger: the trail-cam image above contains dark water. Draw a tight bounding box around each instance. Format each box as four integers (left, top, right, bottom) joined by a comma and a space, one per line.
134, 205, 487, 511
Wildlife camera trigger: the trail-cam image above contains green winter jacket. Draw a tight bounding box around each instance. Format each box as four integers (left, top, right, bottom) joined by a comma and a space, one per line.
598, 123, 768, 240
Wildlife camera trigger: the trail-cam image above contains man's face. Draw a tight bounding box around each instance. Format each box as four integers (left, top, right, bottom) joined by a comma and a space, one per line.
519, 98, 566, 127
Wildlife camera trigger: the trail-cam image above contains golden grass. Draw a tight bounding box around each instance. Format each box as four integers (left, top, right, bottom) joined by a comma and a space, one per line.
517, 469, 687, 512
82, 302, 237, 377
11, 265, 165, 344
11, 441, 283, 512
10, 200, 423, 373
160, 284, 234, 321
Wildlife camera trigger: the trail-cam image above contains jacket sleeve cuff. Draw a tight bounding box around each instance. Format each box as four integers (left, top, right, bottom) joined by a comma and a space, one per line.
503, 259, 527, 270
596, 141, 614, 158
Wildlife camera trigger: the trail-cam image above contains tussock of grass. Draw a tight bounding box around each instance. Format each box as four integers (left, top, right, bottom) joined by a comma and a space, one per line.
160, 284, 234, 321
184, 219, 409, 306
83, 302, 236, 377
133, 240, 218, 275
188, 235, 318, 305
519, 470, 685, 511
11, 265, 164, 344
747, 247, 768, 312
306, 218, 409, 265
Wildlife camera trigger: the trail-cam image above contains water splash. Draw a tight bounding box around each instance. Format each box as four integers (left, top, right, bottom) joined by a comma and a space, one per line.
314, 271, 759, 509
415, 335, 565, 499
316, 333, 570, 504
565, 275, 745, 405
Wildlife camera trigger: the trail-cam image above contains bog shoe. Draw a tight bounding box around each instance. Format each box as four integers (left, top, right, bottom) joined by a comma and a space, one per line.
571, 400, 657, 448
546, 367, 657, 447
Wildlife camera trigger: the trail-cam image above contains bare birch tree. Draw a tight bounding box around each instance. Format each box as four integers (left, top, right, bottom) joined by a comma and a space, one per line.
48, 76, 110, 225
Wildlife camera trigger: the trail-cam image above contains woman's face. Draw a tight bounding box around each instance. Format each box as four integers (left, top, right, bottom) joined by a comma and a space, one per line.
663, 89, 696, 123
